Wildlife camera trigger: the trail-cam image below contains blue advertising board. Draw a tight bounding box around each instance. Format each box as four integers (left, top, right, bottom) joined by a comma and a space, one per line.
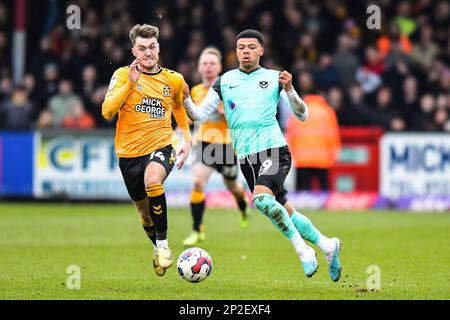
0, 131, 34, 197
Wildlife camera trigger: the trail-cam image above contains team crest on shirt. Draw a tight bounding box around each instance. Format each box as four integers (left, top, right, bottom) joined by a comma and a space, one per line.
259, 81, 268, 89
137, 84, 142, 91
163, 85, 171, 97
228, 100, 236, 110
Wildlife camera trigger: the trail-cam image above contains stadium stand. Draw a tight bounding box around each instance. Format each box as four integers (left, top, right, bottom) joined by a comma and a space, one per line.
0, 0, 449, 132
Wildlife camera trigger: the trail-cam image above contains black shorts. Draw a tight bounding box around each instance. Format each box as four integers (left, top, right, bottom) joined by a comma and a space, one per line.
239, 145, 291, 205
119, 145, 176, 201
194, 141, 239, 180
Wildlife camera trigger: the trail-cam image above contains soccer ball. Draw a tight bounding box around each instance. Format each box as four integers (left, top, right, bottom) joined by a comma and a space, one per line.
177, 247, 213, 283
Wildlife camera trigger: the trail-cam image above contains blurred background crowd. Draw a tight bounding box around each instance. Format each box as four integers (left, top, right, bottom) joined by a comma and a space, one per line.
0, 0, 449, 132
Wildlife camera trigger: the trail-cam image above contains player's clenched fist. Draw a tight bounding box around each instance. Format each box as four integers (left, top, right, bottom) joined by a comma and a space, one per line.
278, 70, 293, 92
129, 58, 142, 83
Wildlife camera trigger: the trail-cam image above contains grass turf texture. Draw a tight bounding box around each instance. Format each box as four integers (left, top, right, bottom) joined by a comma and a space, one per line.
0, 203, 449, 300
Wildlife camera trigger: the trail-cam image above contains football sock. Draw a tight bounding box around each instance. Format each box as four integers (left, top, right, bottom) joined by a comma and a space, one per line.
140, 216, 157, 246
190, 190, 206, 232
315, 235, 335, 255
291, 210, 320, 243
253, 193, 313, 259
291, 210, 335, 254
289, 232, 315, 261
146, 184, 168, 241
235, 192, 248, 218
156, 239, 168, 248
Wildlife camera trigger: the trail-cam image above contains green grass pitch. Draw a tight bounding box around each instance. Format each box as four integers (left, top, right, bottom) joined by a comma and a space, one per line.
0, 203, 449, 300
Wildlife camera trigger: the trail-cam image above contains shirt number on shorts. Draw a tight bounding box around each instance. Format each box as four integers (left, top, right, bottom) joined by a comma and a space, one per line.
150, 151, 165, 162
259, 159, 273, 176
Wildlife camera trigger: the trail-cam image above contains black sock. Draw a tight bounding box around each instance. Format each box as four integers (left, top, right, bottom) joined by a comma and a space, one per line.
236, 195, 248, 218
146, 184, 168, 241
191, 201, 205, 232
191, 190, 206, 232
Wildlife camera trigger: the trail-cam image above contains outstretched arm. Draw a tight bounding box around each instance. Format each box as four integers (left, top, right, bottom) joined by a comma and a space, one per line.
278, 70, 308, 121
183, 80, 221, 123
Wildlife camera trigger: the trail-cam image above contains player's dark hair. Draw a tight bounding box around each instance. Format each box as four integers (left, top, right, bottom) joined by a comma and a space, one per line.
235, 29, 264, 46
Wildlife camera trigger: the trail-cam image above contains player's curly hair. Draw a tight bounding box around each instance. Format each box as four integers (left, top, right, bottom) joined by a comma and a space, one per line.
129, 24, 159, 45
235, 29, 264, 46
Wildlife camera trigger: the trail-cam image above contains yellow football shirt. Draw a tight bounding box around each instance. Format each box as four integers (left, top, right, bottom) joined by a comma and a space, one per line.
103, 65, 191, 158
191, 83, 231, 145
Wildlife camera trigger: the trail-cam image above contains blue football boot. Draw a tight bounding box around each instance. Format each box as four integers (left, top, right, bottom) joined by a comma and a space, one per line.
326, 238, 342, 282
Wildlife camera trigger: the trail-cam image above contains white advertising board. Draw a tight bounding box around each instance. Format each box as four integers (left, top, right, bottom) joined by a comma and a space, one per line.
380, 133, 450, 198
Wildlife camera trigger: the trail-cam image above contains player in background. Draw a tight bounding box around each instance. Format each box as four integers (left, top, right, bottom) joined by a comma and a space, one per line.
183, 47, 250, 247
102, 24, 192, 277
183, 29, 342, 281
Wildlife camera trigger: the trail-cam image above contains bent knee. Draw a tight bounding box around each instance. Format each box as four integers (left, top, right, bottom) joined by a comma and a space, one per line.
145, 176, 163, 187
144, 162, 166, 186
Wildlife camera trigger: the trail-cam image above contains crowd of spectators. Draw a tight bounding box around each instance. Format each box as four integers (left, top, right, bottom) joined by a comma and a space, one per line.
0, 0, 449, 132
